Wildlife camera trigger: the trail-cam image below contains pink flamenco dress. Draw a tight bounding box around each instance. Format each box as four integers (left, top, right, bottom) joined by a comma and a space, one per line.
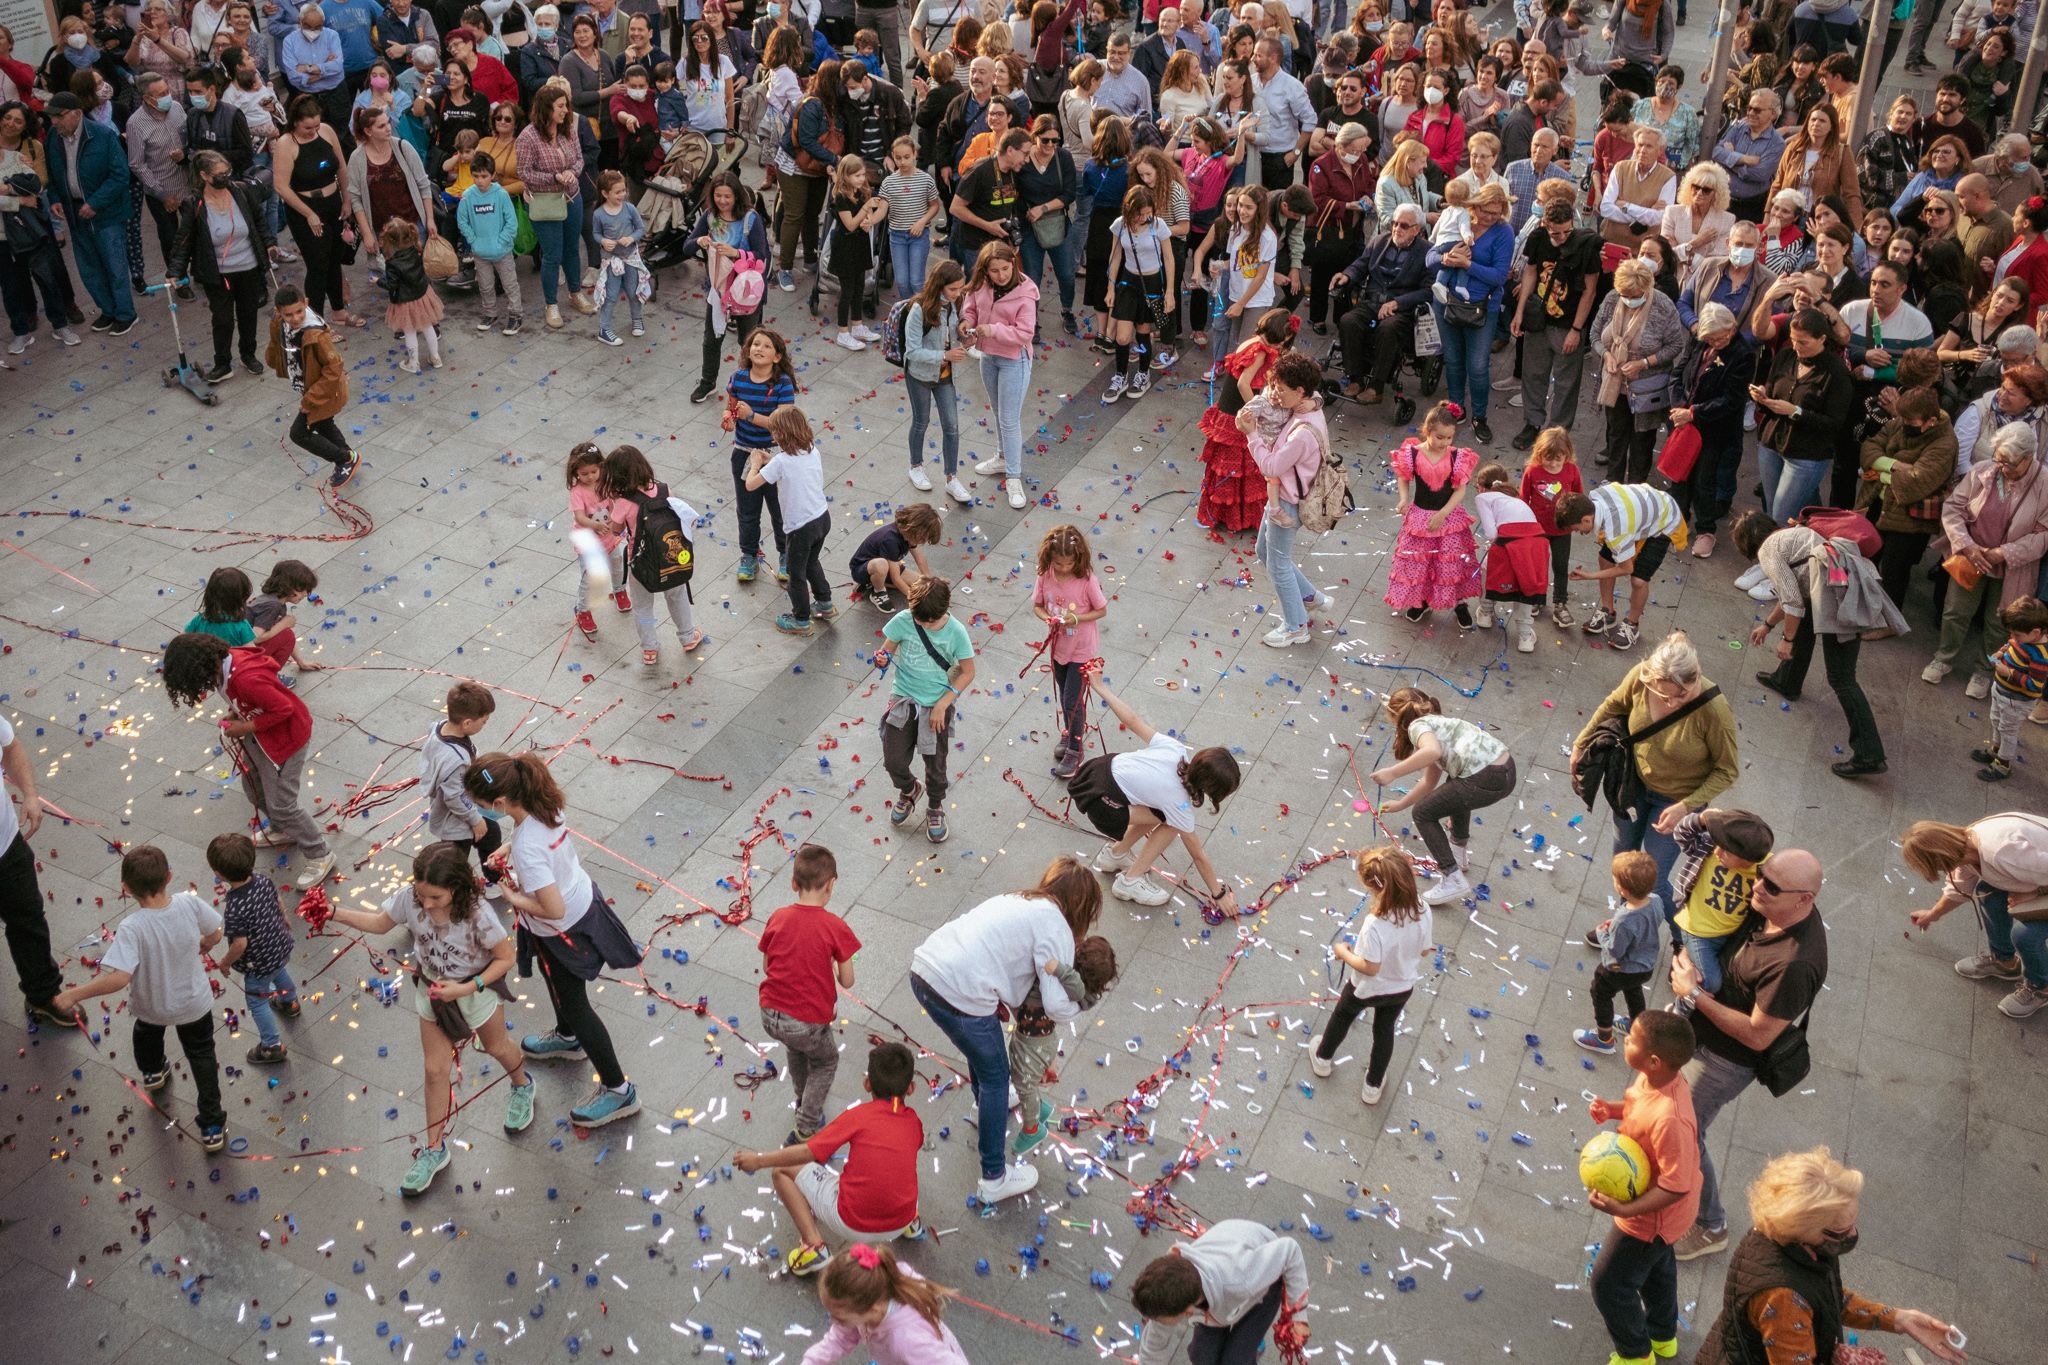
1195, 339, 1281, 533
1384, 440, 1482, 613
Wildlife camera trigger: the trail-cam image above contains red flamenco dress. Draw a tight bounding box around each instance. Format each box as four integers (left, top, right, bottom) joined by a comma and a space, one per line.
1195, 339, 1282, 532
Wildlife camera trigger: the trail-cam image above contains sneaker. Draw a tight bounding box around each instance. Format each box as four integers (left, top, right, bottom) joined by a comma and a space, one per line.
1581, 608, 1614, 636
1550, 602, 1575, 629
1262, 622, 1310, 647
868, 587, 893, 611
891, 782, 924, 826
1516, 613, 1537, 653
1651, 1340, 1677, 1361
1359, 1079, 1383, 1105
1747, 580, 1778, 602
834, 330, 867, 351
570, 1082, 641, 1127
973, 453, 1005, 476
813, 603, 839, 622
1051, 747, 1080, 780
201, 362, 233, 384
1979, 757, 2015, 782
1472, 418, 1493, 444
1690, 532, 1717, 559
785, 1241, 832, 1276
1011, 1120, 1050, 1155
1308, 1036, 1332, 1078
1742, 401, 1757, 431
400, 1144, 451, 1197
1573, 1029, 1616, 1055
1472, 601, 1495, 630
1454, 602, 1474, 630
141, 1068, 171, 1092
1831, 757, 1887, 779
1966, 672, 1992, 699
251, 829, 297, 849
598, 330, 624, 347
6, 333, 29, 356
108, 316, 136, 337
1921, 660, 1952, 684
245, 1042, 288, 1065
1956, 952, 2024, 981
736, 554, 759, 583
907, 465, 933, 491
777, 270, 796, 292
1092, 336, 1116, 355
546, 304, 564, 329
279, 997, 301, 1019
774, 613, 814, 635
476, 316, 497, 333
522, 1030, 588, 1061
89, 314, 116, 333
200, 1124, 227, 1154
1734, 564, 1766, 591
330, 453, 362, 491
1403, 606, 1427, 623
1112, 872, 1170, 906
689, 377, 717, 404
1062, 311, 1079, 335
273, 247, 300, 264
631, 322, 645, 338
1422, 870, 1470, 905
926, 807, 948, 843
176, 284, 196, 303
1903, 57, 1935, 75
1102, 373, 1128, 404
502, 316, 523, 336
1092, 842, 1134, 873
295, 855, 335, 890
27, 997, 79, 1028
1156, 348, 1177, 369
1611, 619, 1640, 650
575, 608, 598, 640
775, 554, 790, 584
852, 322, 883, 342
945, 477, 974, 505
1005, 478, 1027, 509
1672, 1223, 1729, 1261
1127, 371, 1151, 399
1511, 424, 1540, 450
501, 1079, 536, 1133
398, 357, 421, 375
612, 589, 632, 614
56, 327, 82, 347
975, 1164, 1041, 1204
570, 292, 597, 315
241, 352, 261, 373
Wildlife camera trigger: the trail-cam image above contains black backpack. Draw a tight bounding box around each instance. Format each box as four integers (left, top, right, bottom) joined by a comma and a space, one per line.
625, 482, 695, 599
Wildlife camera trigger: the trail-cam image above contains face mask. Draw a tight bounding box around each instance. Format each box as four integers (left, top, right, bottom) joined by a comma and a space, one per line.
1366, 19, 1383, 29
536, 25, 556, 39
766, 2, 781, 16
302, 26, 320, 39
1658, 83, 1676, 98
66, 32, 89, 50
1340, 152, 1360, 166
1817, 1231, 1859, 1258
208, 172, 232, 188
154, 94, 176, 112
370, 75, 390, 90
1729, 245, 1756, 266
626, 86, 647, 100
850, 84, 871, 101
1620, 293, 1648, 309
189, 93, 210, 108
1423, 86, 1443, 105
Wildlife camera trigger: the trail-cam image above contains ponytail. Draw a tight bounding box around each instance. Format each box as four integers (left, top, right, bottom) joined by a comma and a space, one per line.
1384, 686, 1442, 761
1354, 845, 1423, 926
817, 1244, 957, 1337
462, 751, 567, 824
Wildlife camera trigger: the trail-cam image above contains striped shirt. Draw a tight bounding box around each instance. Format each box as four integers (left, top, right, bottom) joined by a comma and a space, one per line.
1837, 298, 1934, 383
1592, 483, 1684, 563
880, 169, 940, 232
726, 370, 797, 450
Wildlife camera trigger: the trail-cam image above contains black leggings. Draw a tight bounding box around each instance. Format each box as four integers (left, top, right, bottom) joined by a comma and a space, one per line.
288, 194, 348, 318
1314, 984, 1413, 1086
1876, 528, 1931, 609
1548, 533, 1572, 604
533, 932, 625, 1088
1591, 964, 1651, 1032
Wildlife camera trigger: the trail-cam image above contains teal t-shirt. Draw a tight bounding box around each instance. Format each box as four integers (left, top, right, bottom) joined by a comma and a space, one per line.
883, 611, 974, 707
184, 614, 255, 647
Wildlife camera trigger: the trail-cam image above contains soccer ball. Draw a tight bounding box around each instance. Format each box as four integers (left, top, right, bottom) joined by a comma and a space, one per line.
1579, 1131, 1651, 1202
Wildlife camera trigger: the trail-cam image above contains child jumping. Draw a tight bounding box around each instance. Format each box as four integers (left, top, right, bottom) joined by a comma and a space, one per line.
801, 1243, 969, 1365
1031, 523, 1109, 780
206, 831, 300, 1065
604, 443, 706, 667
1009, 935, 1117, 1153
379, 217, 445, 373
1309, 846, 1434, 1105
1386, 401, 1482, 629
758, 843, 861, 1143
1974, 595, 2048, 781
567, 440, 633, 639
746, 406, 837, 636
880, 577, 977, 845
1574, 850, 1665, 1055
850, 503, 941, 612
1130, 1221, 1310, 1365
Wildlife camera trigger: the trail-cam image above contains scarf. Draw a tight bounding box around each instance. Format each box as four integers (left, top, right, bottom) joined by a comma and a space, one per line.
1626, 0, 1662, 40
1598, 299, 1652, 408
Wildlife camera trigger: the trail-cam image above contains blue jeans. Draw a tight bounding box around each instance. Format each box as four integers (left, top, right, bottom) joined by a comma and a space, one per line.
979, 351, 1031, 478
71, 213, 135, 324
909, 973, 1012, 1181
889, 228, 930, 304
729, 446, 787, 561
906, 375, 960, 475
1979, 887, 2048, 989
1018, 225, 1077, 312
1257, 502, 1317, 630
1678, 929, 1729, 994
1611, 801, 1684, 933
531, 194, 584, 306
596, 261, 642, 336
1434, 304, 1497, 421
248, 150, 287, 238
1755, 444, 1830, 523
1681, 1045, 1758, 1231
241, 966, 298, 1048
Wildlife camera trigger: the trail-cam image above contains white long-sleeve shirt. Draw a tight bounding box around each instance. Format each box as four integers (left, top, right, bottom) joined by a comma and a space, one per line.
910, 893, 1078, 1020
1136, 1223, 1310, 1365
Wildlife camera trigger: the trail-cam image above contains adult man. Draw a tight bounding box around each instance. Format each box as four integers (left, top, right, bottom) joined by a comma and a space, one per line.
45, 93, 137, 336
1498, 79, 1563, 167
1511, 201, 1601, 447
1599, 125, 1674, 247
1504, 127, 1577, 234
1956, 171, 2015, 289
1917, 76, 1987, 160
854, 0, 905, 85
1818, 52, 1857, 127
1136, 7, 1199, 98
1712, 89, 1786, 224
127, 73, 192, 301
843, 57, 911, 179
321, 0, 381, 93
0, 711, 70, 1030
1331, 203, 1431, 412
221, 44, 288, 249
1249, 36, 1314, 190
940, 58, 1022, 192
1667, 848, 1829, 1261
279, 3, 348, 139
1096, 33, 1153, 120
1843, 263, 1934, 389
184, 66, 254, 177
373, 0, 437, 65
1306, 66, 1368, 159
949, 127, 1026, 266
1972, 133, 2046, 215
1678, 222, 1775, 331
584, 0, 630, 58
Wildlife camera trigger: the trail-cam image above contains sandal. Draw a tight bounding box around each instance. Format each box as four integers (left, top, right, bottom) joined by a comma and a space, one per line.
681, 629, 705, 652
641, 649, 660, 667
332, 311, 369, 329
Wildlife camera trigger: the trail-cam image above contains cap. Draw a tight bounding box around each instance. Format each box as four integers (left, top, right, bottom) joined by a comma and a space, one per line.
1700, 809, 1774, 865
46, 91, 82, 113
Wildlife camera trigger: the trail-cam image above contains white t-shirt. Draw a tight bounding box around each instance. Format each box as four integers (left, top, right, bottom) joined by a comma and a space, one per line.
101, 892, 224, 1025
1474, 488, 1539, 543
1226, 225, 1279, 308
384, 886, 510, 982
0, 712, 17, 851
1111, 732, 1200, 833
510, 814, 592, 932
1344, 907, 1433, 998
758, 445, 829, 530
683, 55, 738, 134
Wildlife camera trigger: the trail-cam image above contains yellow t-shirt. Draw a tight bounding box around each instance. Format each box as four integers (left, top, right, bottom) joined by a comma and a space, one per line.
1676, 853, 1754, 940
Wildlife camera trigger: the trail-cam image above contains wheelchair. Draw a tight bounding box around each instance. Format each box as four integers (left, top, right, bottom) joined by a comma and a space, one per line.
1320, 274, 1441, 426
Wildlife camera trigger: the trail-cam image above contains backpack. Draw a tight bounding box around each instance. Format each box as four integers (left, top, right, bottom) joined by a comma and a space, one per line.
721, 244, 767, 317
741, 79, 779, 169
625, 482, 696, 598
880, 297, 915, 367
1290, 418, 1355, 534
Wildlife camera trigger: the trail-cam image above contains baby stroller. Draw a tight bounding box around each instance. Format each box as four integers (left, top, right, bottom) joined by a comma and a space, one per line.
638, 130, 749, 291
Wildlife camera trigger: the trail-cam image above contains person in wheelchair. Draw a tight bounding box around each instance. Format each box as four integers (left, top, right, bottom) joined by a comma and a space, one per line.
1332, 202, 1435, 423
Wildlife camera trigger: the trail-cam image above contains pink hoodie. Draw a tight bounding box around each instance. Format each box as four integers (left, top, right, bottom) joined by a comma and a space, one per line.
960, 274, 1041, 361
798, 1267, 969, 1365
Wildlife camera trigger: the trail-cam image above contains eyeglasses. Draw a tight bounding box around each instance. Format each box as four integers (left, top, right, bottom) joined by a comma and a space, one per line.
1925, 206, 1951, 216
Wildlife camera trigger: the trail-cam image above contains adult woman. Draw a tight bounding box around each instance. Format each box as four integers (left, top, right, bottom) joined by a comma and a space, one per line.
1636, 234, 1683, 302
962, 242, 1038, 510
1937, 276, 2029, 395
347, 106, 436, 276
1458, 54, 1509, 131
168, 149, 275, 383
1303, 122, 1374, 334
1448, 130, 1506, 202
1416, 26, 1461, 103
1892, 134, 1967, 220
1992, 197, 2048, 304
1631, 63, 1699, 169
434, 59, 489, 160
1773, 43, 1825, 131
1858, 385, 1960, 611
901, 259, 972, 503
683, 171, 768, 403
562, 13, 619, 137
1572, 631, 1739, 897
1959, 28, 2020, 133
777, 57, 843, 291
1426, 182, 1513, 444
126, 1, 194, 84
0, 103, 71, 353
1753, 307, 1857, 522
1211, 59, 1258, 145
1081, 116, 1131, 342
1808, 195, 1870, 275
1719, 20, 1778, 128
1023, 0, 1081, 120
1912, 187, 1963, 247
1767, 102, 1864, 230
1245, 351, 1332, 646
516, 84, 597, 328
1809, 223, 1861, 307
1858, 96, 1922, 214
1371, 687, 1514, 905
1374, 137, 1436, 228
956, 94, 1014, 177
1660, 163, 1734, 271
1696, 1148, 1967, 1363
1906, 817, 2048, 1021
477, 101, 525, 199
272, 95, 363, 327
1954, 362, 2048, 480
1403, 68, 1463, 188
1912, 238, 1972, 343
1668, 302, 1753, 559
447, 25, 518, 108
1926, 422, 2048, 692
1371, 63, 1422, 157
1071, 674, 1243, 908
1588, 257, 1685, 481
1017, 113, 1078, 335
1158, 50, 1210, 130
681, 23, 737, 146
698, 2, 753, 89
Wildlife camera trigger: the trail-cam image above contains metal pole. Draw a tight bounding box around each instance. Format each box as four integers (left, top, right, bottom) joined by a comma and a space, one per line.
2014, 0, 2048, 145
1698, 0, 1741, 155
1849, 0, 1887, 149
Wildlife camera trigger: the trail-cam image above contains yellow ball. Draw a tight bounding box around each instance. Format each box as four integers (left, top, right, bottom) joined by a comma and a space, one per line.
1579, 1131, 1651, 1202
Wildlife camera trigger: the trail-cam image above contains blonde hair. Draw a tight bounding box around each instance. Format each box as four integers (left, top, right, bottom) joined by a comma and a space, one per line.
1682, 161, 1732, 213
1385, 137, 1431, 186
1467, 130, 1500, 160
1643, 631, 1702, 690
833, 153, 869, 198
1901, 821, 1974, 882
1442, 177, 1471, 206
1612, 257, 1655, 295
1469, 182, 1510, 216
1748, 1147, 1864, 1245
1528, 426, 1576, 469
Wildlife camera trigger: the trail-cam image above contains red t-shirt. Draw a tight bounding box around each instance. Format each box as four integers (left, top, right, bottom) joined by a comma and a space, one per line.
757, 903, 861, 1026
807, 1097, 924, 1233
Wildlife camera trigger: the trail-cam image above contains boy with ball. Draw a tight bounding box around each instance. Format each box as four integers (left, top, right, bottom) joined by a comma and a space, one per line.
1585, 1012, 1701, 1365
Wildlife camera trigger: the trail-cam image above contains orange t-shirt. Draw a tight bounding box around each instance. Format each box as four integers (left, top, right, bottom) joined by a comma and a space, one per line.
1617, 1070, 1701, 1245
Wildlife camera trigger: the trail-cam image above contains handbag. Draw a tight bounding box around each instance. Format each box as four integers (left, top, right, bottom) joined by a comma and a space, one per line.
2, 204, 49, 253
1941, 551, 1982, 590
1031, 205, 1069, 249
513, 197, 538, 255
527, 190, 568, 222
1442, 295, 1487, 328
1626, 369, 1677, 415
1413, 307, 1443, 357
1754, 1007, 1812, 1097
1656, 422, 1702, 482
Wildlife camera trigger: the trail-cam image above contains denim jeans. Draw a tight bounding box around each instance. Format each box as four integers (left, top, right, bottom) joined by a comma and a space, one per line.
241, 966, 299, 1047
71, 213, 136, 324
906, 375, 960, 475
909, 972, 1012, 1180
1678, 929, 1728, 994
1755, 444, 1830, 523
889, 227, 930, 303
1681, 1045, 1759, 1230
1979, 887, 2048, 989
1018, 226, 1077, 312
979, 351, 1032, 477
1256, 502, 1317, 630
531, 194, 584, 306
1435, 304, 1497, 421
729, 446, 787, 561
596, 262, 643, 336
760, 1006, 839, 1136
1611, 800, 1683, 934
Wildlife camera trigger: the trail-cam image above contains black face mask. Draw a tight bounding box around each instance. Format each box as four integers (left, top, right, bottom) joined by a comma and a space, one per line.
208, 173, 232, 189
1816, 1230, 1859, 1258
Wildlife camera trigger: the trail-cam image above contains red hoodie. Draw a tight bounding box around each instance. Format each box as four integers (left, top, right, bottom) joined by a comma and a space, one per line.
224, 635, 311, 765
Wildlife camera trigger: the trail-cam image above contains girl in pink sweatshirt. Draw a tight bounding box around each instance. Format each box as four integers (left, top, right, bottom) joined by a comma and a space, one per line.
959, 241, 1041, 511
800, 1244, 969, 1365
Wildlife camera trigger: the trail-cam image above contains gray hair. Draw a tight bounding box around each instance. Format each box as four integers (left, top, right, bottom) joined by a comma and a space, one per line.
1391, 201, 1426, 226
2001, 132, 2032, 160
413, 42, 439, 65
1531, 127, 1560, 150
1998, 324, 2040, 356
1992, 422, 2039, 463
1771, 187, 1809, 216
1748, 88, 1783, 116
1694, 302, 1737, 338
1644, 631, 1703, 689
1335, 120, 1369, 147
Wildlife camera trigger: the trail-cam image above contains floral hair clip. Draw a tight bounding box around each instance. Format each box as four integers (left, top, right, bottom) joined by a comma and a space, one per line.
847, 1243, 882, 1268
1442, 401, 1466, 420
1285, 315, 1302, 335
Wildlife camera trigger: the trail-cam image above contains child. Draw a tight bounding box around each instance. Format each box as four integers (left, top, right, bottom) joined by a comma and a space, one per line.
458, 150, 523, 336
686, 172, 770, 404
1190, 185, 1240, 379
879, 136, 942, 305
1220, 184, 1275, 363
52, 847, 228, 1153
747, 406, 837, 636
757, 843, 861, 1143
1557, 482, 1686, 651
1195, 307, 1291, 532
1010, 935, 1117, 1153
205, 832, 300, 1066
1667, 807, 1773, 998
1975, 595, 2048, 780
1517, 426, 1585, 629
379, 218, 445, 374
1386, 401, 1482, 629
1308, 846, 1435, 1103
266, 284, 359, 489
1585, 1012, 1700, 1365
603, 443, 706, 666
827, 154, 888, 350
1271, 184, 1313, 310
801, 1243, 970, 1365
245, 559, 323, 670
461, 752, 641, 1129
567, 441, 634, 639
184, 567, 256, 646
1574, 850, 1665, 1055
1431, 174, 1474, 252
439, 127, 481, 200
326, 842, 537, 1196
425, 680, 505, 901
850, 503, 942, 611
652, 61, 690, 149
1130, 1221, 1310, 1365
735, 1041, 926, 1277
726, 328, 799, 583
1103, 185, 1175, 403
881, 577, 977, 845
1031, 523, 1109, 780
1472, 462, 1547, 651
591, 169, 650, 346
161, 631, 336, 890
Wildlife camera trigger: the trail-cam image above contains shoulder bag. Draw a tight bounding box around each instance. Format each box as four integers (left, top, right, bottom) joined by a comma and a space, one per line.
1754, 1005, 1812, 1096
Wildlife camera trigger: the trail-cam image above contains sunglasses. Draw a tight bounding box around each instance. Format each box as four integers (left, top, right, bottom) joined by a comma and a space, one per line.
1757, 870, 1812, 898
1925, 206, 1950, 216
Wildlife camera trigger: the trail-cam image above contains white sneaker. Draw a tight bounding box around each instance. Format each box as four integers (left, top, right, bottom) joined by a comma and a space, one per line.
1922, 660, 1952, 685
1262, 622, 1310, 647
7, 333, 30, 356
976, 1164, 1041, 1204
1112, 872, 1171, 906
1309, 1035, 1332, 1078
907, 466, 933, 491
1742, 400, 1757, 431
1006, 478, 1027, 509
1472, 600, 1495, 629
1422, 870, 1471, 905
1092, 842, 1134, 873
835, 331, 867, 351
1360, 1079, 1384, 1105
945, 477, 974, 505
55, 327, 82, 346
1451, 841, 1470, 873
973, 454, 1005, 476
295, 855, 336, 889
1101, 373, 1128, 404
1126, 371, 1152, 399
853, 322, 883, 343
1734, 564, 1765, 591
1516, 611, 1537, 653
1966, 672, 1992, 699
1747, 581, 1777, 601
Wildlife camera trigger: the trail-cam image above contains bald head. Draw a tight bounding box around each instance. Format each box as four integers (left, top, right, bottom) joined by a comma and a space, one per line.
1754, 849, 1822, 926
1957, 172, 1994, 215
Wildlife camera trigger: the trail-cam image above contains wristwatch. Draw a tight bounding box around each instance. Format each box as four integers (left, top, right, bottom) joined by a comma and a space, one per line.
1683, 987, 1702, 1009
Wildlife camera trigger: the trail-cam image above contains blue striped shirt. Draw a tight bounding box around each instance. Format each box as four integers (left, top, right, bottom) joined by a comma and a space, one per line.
726, 371, 796, 449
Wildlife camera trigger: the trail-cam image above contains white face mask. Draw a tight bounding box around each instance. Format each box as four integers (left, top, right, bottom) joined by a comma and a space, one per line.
66, 32, 89, 50
627, 86, 647, 100
1423, 86, 1444, 105
1729, 245, 1757, 267
1340, 152, 1360, 166
1620, 293, 1649, 309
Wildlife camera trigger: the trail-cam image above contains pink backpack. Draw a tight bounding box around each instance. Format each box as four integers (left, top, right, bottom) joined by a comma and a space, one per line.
721, 250, 766, 318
